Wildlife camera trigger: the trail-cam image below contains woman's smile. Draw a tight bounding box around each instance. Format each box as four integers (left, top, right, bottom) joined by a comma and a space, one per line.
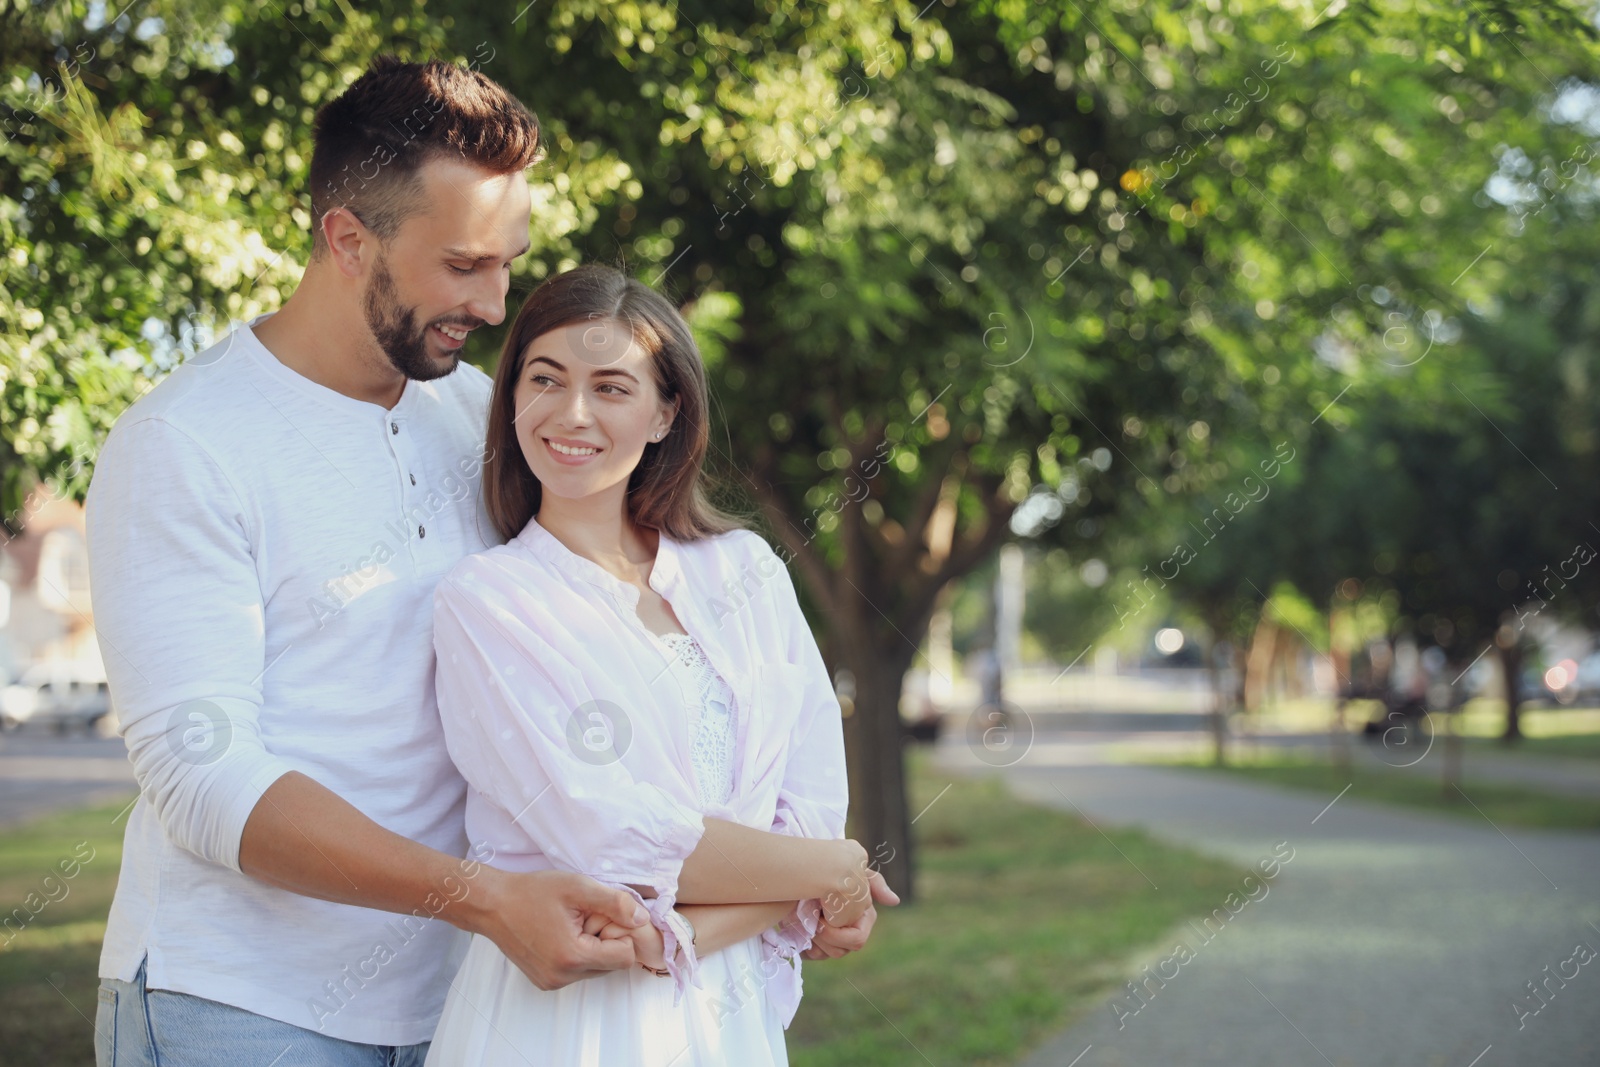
543, 435, 606, 464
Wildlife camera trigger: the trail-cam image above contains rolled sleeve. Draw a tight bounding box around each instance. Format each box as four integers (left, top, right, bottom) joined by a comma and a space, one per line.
616, 888, 703, 1002
85, 417, 295, 872
432, 574, 706, 896
758, 543, 851, 1025
766, 542, 849, 844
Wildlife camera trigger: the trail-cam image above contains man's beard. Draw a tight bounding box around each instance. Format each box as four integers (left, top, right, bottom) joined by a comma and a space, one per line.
363, 254, 458, 382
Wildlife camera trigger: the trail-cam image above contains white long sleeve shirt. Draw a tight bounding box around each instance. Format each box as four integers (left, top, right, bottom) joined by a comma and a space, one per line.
431, 514, 850, 1026
85, 315, 496, 1045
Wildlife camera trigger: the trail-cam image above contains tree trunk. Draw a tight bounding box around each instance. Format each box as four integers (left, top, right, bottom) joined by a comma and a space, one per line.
1203, 618, 1230, 766
1243, 611, 1279, 714
1439, 654, 1468, 798
1329, 603, 1351, 775
1442, 707, 1462, 799
1210, 684, 1229, 766
750, 458, 1014, 910
1498, 642, 1524, 744
842, 647, 916, 902
1330, 697, 1351, 775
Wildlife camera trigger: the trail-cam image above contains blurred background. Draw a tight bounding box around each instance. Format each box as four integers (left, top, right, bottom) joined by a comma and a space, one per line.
4, 1, 1600, 1064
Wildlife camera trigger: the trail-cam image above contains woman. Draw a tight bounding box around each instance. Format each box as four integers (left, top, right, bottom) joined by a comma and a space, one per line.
425, 265, 886, 1066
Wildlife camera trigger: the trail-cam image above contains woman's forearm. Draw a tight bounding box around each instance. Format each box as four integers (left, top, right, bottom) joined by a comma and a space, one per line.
676, 818, 864, 905
677, 900, 798, 957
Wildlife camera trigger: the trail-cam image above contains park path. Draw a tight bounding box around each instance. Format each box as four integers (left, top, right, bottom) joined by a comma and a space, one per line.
937, 753, 1600, 1067
1370, 743, 1600, 799
0, 733, 137, 827
1221, 724, 1600, 800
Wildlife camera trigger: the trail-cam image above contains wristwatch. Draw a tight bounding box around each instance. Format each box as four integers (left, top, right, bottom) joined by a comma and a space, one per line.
641, 912, 697, 977
672, 909, 698, 951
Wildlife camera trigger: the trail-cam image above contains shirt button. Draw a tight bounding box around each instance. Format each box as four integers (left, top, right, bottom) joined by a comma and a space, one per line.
391, 421, 399, 435
419, 525, 427, 538
409, 473, 417, 485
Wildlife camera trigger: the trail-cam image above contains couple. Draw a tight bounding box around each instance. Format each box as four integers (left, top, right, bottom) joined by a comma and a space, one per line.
85, 55, 895, 1066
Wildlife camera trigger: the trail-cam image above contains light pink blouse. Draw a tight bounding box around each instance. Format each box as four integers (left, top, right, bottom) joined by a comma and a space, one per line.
430, 514, 849, 1025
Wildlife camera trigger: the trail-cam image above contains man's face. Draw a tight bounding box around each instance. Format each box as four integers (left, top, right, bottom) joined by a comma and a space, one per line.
361, 156, 532, 380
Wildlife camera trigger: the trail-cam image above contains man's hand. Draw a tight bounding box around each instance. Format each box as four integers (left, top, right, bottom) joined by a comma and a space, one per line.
473, 868, 647, 990
235, 773, 646, 990
805, 869, 899, 960
594, 914, 667, 972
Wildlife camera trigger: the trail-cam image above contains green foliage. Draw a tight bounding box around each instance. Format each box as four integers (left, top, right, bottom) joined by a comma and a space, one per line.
10, 0, 1594, 603
12, 0, 1600, 877
1, 0, 449, 512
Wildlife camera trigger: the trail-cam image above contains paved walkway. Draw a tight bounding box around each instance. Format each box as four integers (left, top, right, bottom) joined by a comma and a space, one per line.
1362, 740, 1600, 799
932, 747, 1600, 1067
0, 732, 138, 827
1226, 724, 1600, 799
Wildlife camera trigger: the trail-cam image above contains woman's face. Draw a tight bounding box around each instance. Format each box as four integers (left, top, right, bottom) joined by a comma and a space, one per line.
512, 318, 677, 506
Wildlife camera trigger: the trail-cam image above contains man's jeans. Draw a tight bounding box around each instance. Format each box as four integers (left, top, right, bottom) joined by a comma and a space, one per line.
95, 956, 431, 1066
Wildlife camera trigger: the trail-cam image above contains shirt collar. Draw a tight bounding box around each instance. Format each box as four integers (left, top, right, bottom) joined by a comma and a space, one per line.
514, 513, 683, 606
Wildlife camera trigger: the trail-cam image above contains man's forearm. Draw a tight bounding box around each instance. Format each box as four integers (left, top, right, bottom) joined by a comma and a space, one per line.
237, 770, 499, 935
676, 818, 863, 905
237, 777, 848, 923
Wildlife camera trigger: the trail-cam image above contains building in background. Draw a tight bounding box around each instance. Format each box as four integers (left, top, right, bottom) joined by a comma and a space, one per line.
0, 487, 101, 684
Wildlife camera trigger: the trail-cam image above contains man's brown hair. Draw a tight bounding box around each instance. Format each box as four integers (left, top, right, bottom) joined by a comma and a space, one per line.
308, 54, 542, 256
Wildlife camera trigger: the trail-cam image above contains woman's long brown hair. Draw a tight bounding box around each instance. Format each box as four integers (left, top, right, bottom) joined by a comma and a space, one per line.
481, 264, 745, 544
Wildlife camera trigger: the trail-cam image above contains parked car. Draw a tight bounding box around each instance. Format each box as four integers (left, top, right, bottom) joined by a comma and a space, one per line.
1518, 664, 1562, 708
0, 663, 113, 734
1574, 651, 1600, 705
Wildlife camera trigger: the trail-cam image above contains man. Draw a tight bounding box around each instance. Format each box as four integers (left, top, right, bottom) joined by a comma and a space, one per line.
86, 55, 887, 1065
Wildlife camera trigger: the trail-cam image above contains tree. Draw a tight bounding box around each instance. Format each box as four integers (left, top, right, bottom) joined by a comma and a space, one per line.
10, 0, 1600, 898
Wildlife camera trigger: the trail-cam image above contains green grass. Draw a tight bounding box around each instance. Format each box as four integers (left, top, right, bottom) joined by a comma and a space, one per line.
1468, 732, 1600, 762
788, 751, 1249, 1066
1176, 751, 1600, 831
0, 793, 135, 1067
1237, 697, 1600, 751
3, 766, 1248, 1067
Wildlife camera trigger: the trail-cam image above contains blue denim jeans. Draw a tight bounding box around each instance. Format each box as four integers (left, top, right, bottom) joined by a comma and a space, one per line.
95, 956, 431, 1066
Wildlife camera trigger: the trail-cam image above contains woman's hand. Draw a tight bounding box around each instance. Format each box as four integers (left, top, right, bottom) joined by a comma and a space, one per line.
595, 914, 667, 972
806, 871, 899, 959
820, 841, 886, 927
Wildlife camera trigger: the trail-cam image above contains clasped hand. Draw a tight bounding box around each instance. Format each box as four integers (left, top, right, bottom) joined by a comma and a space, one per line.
484, 858, 897, 991
586, 909, 668, 972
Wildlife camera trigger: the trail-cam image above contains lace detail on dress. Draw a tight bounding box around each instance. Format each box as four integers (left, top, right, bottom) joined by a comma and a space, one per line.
657, 632, 736, 806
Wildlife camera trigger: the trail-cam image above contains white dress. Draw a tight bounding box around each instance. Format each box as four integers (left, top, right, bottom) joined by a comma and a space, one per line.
425, 631, 791, 1067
